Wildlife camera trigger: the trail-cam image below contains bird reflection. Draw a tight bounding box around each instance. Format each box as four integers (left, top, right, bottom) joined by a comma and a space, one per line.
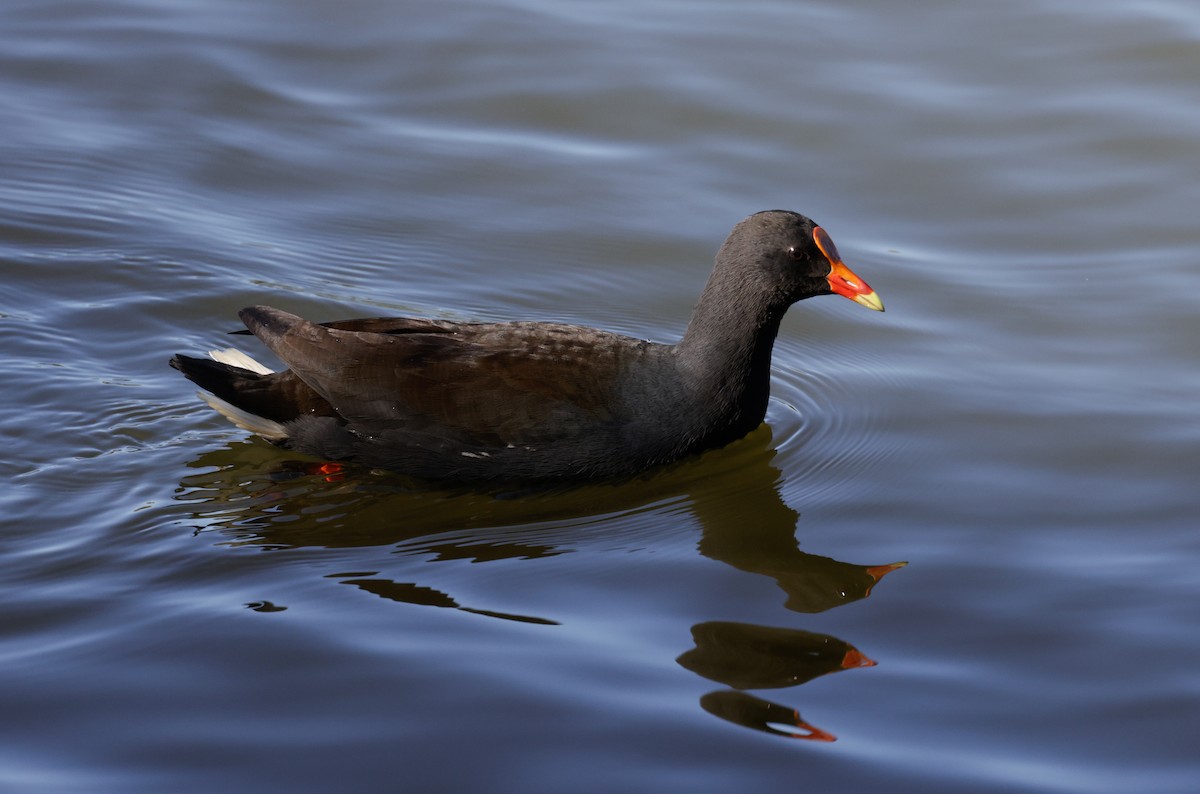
699, 691, 835, 742
678, 621, 875, 690
175, 428, 903, 614
678, 621, 878, 742
334, 576, 558, 625
175, 425, 904, 742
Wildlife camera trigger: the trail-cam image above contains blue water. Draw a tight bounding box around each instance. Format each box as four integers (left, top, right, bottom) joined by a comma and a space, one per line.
2, 1, 1198, 791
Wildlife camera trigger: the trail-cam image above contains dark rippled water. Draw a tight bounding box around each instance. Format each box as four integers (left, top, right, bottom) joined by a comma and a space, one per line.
3, 1, 1198, 791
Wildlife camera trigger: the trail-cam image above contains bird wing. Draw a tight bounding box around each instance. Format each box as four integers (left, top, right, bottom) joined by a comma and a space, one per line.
238, 306, 637, 447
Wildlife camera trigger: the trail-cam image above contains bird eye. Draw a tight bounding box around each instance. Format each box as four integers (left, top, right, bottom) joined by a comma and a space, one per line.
787, 246, 803, 259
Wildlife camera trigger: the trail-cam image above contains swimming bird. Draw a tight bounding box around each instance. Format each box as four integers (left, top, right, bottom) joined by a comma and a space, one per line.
170, 210, 882, 484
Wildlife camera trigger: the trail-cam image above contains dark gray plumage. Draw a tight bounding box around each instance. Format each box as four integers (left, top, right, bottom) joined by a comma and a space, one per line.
171, 210, 882, 484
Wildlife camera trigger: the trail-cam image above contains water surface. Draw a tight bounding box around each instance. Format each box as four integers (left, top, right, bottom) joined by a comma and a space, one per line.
2, 1, 1198, 791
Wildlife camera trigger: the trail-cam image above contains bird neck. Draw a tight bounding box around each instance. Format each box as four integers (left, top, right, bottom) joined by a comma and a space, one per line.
674, 269, 786, 431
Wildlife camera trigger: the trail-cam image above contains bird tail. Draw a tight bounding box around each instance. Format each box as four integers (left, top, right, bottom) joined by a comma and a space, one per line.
170, 351, 289, 441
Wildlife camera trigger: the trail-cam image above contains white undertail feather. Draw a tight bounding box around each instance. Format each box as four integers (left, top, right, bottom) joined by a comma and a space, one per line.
208, 347, 274, 375
197, 392, 289, 442
196, 348, 284, 439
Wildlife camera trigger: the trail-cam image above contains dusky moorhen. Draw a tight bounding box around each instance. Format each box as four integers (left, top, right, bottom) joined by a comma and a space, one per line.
171, 210, 882, 483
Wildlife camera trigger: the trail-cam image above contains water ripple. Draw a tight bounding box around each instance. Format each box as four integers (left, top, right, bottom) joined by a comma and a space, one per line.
767, 329, 901, 503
